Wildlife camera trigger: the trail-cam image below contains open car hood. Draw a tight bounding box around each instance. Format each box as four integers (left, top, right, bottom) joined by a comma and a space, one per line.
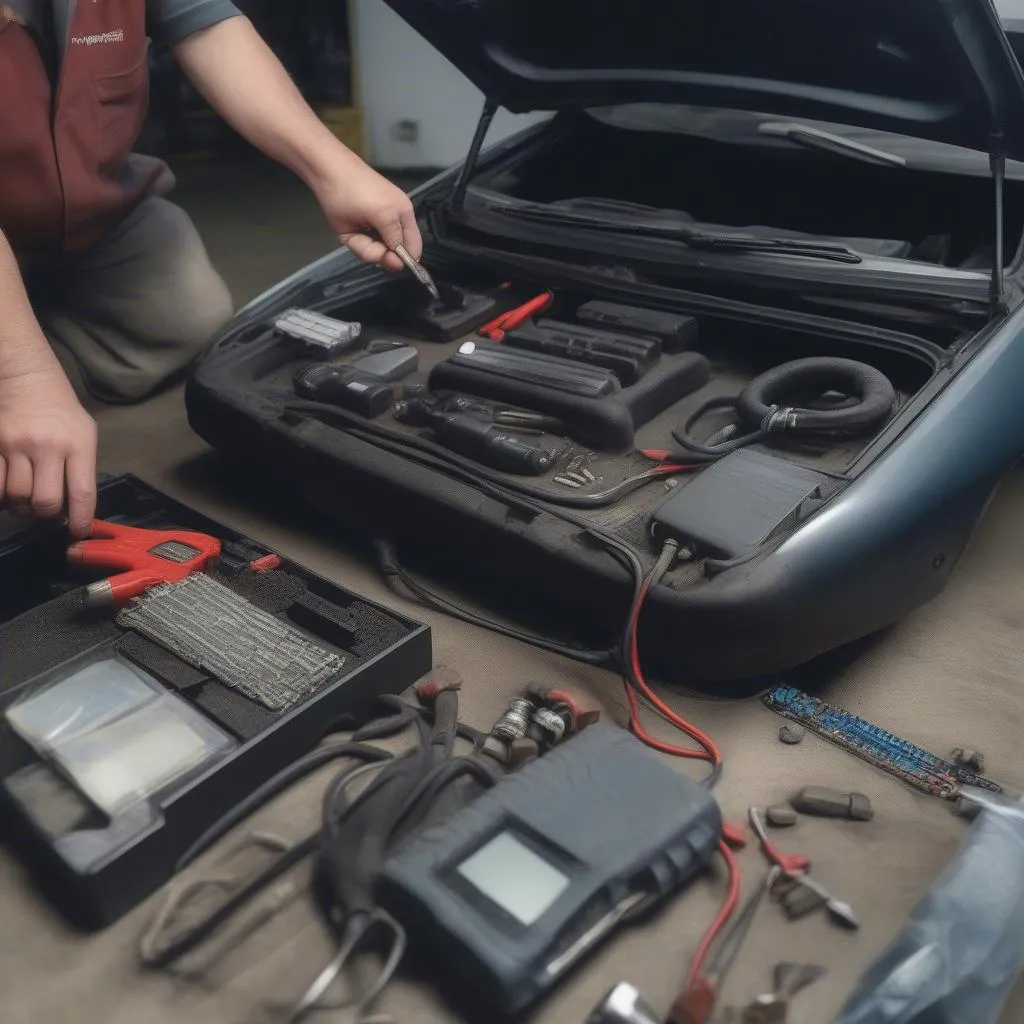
381, 0, 1024, 160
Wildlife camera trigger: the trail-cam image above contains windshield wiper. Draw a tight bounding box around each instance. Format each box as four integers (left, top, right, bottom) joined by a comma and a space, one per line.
757, 122, 907, 168
484, 201, 863, 263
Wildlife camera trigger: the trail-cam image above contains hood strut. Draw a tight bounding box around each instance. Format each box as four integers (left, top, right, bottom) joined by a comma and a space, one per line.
990, 133, 1006, 314
450, 98, 498, 214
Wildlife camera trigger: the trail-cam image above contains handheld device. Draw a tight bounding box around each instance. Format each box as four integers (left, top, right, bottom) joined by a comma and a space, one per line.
377, 724, 722, 1016
293, 362, 395, 418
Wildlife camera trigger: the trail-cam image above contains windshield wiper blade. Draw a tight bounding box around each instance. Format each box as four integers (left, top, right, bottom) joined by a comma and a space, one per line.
485, 201, 862, 263
758, 122, 907, 168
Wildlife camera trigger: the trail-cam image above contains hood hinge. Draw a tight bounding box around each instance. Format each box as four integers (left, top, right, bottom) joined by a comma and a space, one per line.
990, 131, 1007, 315
449, 98, 499, 214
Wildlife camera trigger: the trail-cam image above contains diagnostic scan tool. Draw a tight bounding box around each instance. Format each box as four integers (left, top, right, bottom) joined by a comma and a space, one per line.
377, 724, 722, 1015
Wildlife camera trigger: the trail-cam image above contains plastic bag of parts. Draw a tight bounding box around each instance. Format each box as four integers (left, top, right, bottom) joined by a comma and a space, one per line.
837, 792, 1024, 1024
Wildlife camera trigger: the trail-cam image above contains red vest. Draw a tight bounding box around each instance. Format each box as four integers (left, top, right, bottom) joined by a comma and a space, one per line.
0, 2, 171, 259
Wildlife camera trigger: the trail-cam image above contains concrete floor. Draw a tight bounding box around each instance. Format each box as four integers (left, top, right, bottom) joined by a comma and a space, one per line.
4, 157, 1024, 1024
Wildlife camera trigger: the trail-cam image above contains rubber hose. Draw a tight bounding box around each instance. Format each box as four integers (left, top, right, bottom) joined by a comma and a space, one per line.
736, 357, 896, 435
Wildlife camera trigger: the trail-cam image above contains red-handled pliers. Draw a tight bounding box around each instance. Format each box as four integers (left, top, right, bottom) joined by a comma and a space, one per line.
748, 806, 812, 874
67, 519, 222, 608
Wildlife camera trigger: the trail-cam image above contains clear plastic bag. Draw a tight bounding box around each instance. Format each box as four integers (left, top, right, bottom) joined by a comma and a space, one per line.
837, 792, 1024, 1024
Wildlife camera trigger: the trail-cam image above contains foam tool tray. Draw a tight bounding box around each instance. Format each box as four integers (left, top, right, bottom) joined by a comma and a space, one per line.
0, 474, 431, 930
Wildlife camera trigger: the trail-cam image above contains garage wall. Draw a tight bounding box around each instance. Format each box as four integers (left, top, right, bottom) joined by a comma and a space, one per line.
350, 0, 550, 170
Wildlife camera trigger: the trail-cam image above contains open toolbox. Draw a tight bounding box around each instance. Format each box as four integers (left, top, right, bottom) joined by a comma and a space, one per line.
0, 475, 431, 930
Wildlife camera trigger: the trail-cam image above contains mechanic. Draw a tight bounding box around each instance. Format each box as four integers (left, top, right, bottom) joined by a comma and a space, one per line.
0, 1, 422, 538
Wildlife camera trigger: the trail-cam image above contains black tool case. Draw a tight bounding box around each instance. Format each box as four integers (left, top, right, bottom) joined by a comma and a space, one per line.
0, 475, 431, 929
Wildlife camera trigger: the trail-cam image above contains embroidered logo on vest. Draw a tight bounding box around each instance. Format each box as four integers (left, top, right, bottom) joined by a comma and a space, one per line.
70, 28, 125, 45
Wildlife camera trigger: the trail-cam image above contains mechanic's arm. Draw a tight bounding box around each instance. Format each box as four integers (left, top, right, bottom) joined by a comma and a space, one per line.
173, 16, 421, 271
0, 230, 97, 537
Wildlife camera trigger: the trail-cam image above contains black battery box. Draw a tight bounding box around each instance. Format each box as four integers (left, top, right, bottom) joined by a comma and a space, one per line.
0, 475, 431, 930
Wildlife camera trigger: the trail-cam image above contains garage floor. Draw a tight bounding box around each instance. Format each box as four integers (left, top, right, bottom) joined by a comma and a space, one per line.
4, 158, 1024, 1024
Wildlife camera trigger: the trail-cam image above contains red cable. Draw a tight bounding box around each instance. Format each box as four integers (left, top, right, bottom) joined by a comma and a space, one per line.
621, 567, 736, 1024
623, 577, 722, 767
686, 841, 741, 986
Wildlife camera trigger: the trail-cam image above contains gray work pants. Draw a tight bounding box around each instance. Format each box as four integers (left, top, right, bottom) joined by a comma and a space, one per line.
27, 197, 234, 405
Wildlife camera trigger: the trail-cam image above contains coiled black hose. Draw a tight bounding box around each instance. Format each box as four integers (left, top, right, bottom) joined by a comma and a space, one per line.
673, 357, 897, 457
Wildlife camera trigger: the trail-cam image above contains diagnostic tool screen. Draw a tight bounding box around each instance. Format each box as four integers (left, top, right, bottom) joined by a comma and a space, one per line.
456, 831, 570, 926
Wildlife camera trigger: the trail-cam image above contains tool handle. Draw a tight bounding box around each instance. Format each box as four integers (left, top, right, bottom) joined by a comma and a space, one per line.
478, 291, 553, 340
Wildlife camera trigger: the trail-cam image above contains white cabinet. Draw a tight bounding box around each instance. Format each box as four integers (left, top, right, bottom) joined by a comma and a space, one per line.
350, 0, 549, 169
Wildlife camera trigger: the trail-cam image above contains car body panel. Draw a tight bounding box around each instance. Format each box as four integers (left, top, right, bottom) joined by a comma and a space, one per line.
380, 0, 1024, 159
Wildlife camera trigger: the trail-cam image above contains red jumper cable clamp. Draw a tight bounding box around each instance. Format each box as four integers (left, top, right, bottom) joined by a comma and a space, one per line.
67, 519, 222, 609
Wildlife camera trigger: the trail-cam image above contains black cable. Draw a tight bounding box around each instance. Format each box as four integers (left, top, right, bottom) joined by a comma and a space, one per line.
177, 742, 392, 871
143, 759, 384, 970
285, 399, 688, 509
671, 395, 766, 458
376, 540, 615, 667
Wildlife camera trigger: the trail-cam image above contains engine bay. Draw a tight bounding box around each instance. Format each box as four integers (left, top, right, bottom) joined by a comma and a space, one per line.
229, 263, 936, 574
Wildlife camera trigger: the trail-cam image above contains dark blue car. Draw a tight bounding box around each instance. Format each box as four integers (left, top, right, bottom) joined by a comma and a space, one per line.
188, 0, 1024, 685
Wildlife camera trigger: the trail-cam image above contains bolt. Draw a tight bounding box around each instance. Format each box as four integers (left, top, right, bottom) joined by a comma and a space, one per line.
492, 696, 538, 742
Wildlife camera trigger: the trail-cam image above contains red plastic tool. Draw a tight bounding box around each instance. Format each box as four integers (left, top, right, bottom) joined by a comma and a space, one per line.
67, 519, 222, 608
477, 290, 553, 340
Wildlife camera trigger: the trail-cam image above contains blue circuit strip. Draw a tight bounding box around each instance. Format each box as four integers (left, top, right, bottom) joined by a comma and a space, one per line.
763, 686, 1002, 801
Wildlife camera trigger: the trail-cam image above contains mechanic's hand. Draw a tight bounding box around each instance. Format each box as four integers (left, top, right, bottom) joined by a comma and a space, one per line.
0, 367, 97, 539
313, 159, 422, 273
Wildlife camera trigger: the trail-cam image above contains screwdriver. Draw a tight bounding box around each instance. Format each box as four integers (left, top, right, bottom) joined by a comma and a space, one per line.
392, 243, 440, 301
422, 409, 556, 476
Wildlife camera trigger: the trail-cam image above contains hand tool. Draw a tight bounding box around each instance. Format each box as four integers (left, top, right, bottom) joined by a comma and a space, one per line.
415, 409, 557, 475
430, 348, 711, 452
763, 686, 1004, 802
575, 301, 700, 352
492, 408, 565, 433
748, 808, 811, 875
377, 724, 722, 1018
117, 574, 346, 712
350, 344, 420, 382
670, 867, 781, 1024
774, 873, 859, 930
392, 243, 440, 301
67, 519, 222, 609
478, 290, 554, 341
791, 786, 873, 821
740, 962, 826, 1024
293, 361, 395, 418
502, 320, 657, 385
273, 308, 362, 355
773, 963, 827, 998
587, 982, 661, 1024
